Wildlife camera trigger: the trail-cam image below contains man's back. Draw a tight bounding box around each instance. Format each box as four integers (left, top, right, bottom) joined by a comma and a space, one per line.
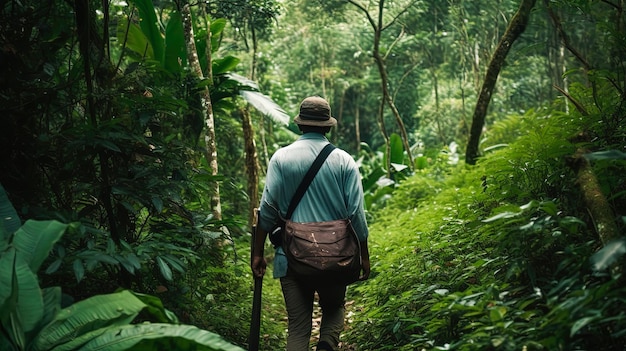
259, 133, 368, 241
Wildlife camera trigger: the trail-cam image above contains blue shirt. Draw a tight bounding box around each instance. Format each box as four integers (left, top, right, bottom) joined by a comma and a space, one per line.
258, 133, 369, 278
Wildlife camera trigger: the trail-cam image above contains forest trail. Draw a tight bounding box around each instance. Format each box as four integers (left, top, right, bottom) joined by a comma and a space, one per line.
309, 296, 358, 351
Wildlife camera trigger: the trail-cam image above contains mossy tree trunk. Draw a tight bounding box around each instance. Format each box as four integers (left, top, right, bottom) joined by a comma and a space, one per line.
181, 1, 222, 220
465, 0, 537, 165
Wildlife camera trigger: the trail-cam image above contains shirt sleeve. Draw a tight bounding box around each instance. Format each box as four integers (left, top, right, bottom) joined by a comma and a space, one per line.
343, 156, 369, 242
258, 154, 282, 233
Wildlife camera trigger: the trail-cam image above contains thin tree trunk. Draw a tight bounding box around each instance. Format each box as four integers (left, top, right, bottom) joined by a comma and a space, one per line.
465, 0, 536, 165
543, 0, 591, 71
348, 0, 415, 171
181, 2, 221, 220
377, 98, 391, 177
355, 93, 361, 153
241, 107, 260, 228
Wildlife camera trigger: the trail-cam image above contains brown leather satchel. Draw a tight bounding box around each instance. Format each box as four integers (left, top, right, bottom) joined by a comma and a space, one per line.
279, 143, 362, 285
283, 218, 361, 285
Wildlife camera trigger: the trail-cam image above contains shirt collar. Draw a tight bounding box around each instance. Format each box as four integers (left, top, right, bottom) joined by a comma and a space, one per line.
298, 133, 328, 142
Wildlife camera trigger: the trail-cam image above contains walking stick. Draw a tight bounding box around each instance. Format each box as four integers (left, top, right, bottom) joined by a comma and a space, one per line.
249, 208, 262, 351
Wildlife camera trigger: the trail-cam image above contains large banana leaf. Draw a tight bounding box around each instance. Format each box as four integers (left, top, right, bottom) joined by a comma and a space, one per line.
0, 248, 23, 349
118, 21, 154, 60
0, 247, 44, 337
76, 323, 245, 351
40, 287, 62, 329
131, 291, 179, 323
132, 0, 163, 62
32, 290, 147, 351
13, 219, 67, 272
164, 10, 185, 73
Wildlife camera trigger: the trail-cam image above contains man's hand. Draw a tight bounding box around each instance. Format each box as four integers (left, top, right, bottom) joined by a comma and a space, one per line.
251, 255, 267, 278
359, 259, 371, 281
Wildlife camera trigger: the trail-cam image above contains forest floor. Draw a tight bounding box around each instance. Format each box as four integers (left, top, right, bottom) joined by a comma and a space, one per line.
309, 296, 358, 350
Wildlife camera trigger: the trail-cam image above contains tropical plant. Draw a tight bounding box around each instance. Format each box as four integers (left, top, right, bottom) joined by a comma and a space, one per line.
0, 184, 244, 351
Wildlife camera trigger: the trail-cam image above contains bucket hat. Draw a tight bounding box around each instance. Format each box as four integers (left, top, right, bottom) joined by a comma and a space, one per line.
293, 96, 337, 127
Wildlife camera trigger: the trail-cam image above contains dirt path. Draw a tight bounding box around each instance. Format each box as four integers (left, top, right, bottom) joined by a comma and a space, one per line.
310, 296, 358, 350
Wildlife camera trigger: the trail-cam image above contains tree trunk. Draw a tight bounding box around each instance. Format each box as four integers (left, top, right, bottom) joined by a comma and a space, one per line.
569, 149, 621, 246
348, 0, 415, 171
181, 2, 222, 220
354, 93, 361, 153
241, 107, 260, 228
465, 0, 536, 165
568, 148, 624, 279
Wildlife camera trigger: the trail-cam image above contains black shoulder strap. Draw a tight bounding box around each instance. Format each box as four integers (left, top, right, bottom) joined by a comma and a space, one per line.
285, 143, 336, 219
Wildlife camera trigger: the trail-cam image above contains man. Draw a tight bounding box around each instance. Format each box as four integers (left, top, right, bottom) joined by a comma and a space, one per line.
251, 96, 371, 351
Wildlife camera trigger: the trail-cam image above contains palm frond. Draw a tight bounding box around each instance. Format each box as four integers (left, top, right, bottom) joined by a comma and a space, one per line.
240, 90, 291, 126
224, 73, 291, 126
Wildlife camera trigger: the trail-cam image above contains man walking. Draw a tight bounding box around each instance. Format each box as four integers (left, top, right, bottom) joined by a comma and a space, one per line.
251, 96, 371, 350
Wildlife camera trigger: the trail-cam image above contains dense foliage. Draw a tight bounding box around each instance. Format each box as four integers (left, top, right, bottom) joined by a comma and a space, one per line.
1, 0, 625, 349
343, 104, 625, 349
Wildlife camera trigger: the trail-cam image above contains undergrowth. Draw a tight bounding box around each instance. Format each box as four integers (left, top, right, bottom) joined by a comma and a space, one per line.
343, 106, 626, 350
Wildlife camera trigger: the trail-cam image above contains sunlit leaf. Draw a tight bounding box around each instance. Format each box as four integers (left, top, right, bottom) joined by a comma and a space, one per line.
590, 237, 626, 271
482, 211, 519, 223
570, 316, 597, 337
240, 90, 291, 126
584, 150, 626, 160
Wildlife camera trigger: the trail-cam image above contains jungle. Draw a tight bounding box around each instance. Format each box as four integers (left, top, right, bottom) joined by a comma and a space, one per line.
1, 0, 625, 350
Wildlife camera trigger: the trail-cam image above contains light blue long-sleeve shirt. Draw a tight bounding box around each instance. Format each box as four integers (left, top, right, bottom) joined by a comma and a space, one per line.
258, 133, 369, 278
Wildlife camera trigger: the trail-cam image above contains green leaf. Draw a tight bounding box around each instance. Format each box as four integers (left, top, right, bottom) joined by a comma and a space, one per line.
584, 150, 626, 160
389, 133, 405, 165
209, 18, 227, 52
32, 290, 147, 351
0, 248, 18, 321
161, 254, 185, 273
414, 155, 428, 170
131, 291, 178, 323
570, 316, 597, 337
131, 0, 164, 62
0, 183, 21, 237
3, 312, 26, 350
14, 250, 44, 333
489, 306, 507, 322
239, 89, 291, 126
40, 287, 62, 328
45, 259, 63, 274
212, 56, 240, 76
13, 220, 67, 272
482, 211, 520, 223
118, 22, 153, 59
73, 259, 85, 282
151, 196, 163, 213
164, 10, 185, 73
77, 323, 245, 351
156, 256, 173, 281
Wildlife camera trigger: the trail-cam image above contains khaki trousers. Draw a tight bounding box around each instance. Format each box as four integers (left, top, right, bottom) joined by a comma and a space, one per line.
280, 275, 347, 350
